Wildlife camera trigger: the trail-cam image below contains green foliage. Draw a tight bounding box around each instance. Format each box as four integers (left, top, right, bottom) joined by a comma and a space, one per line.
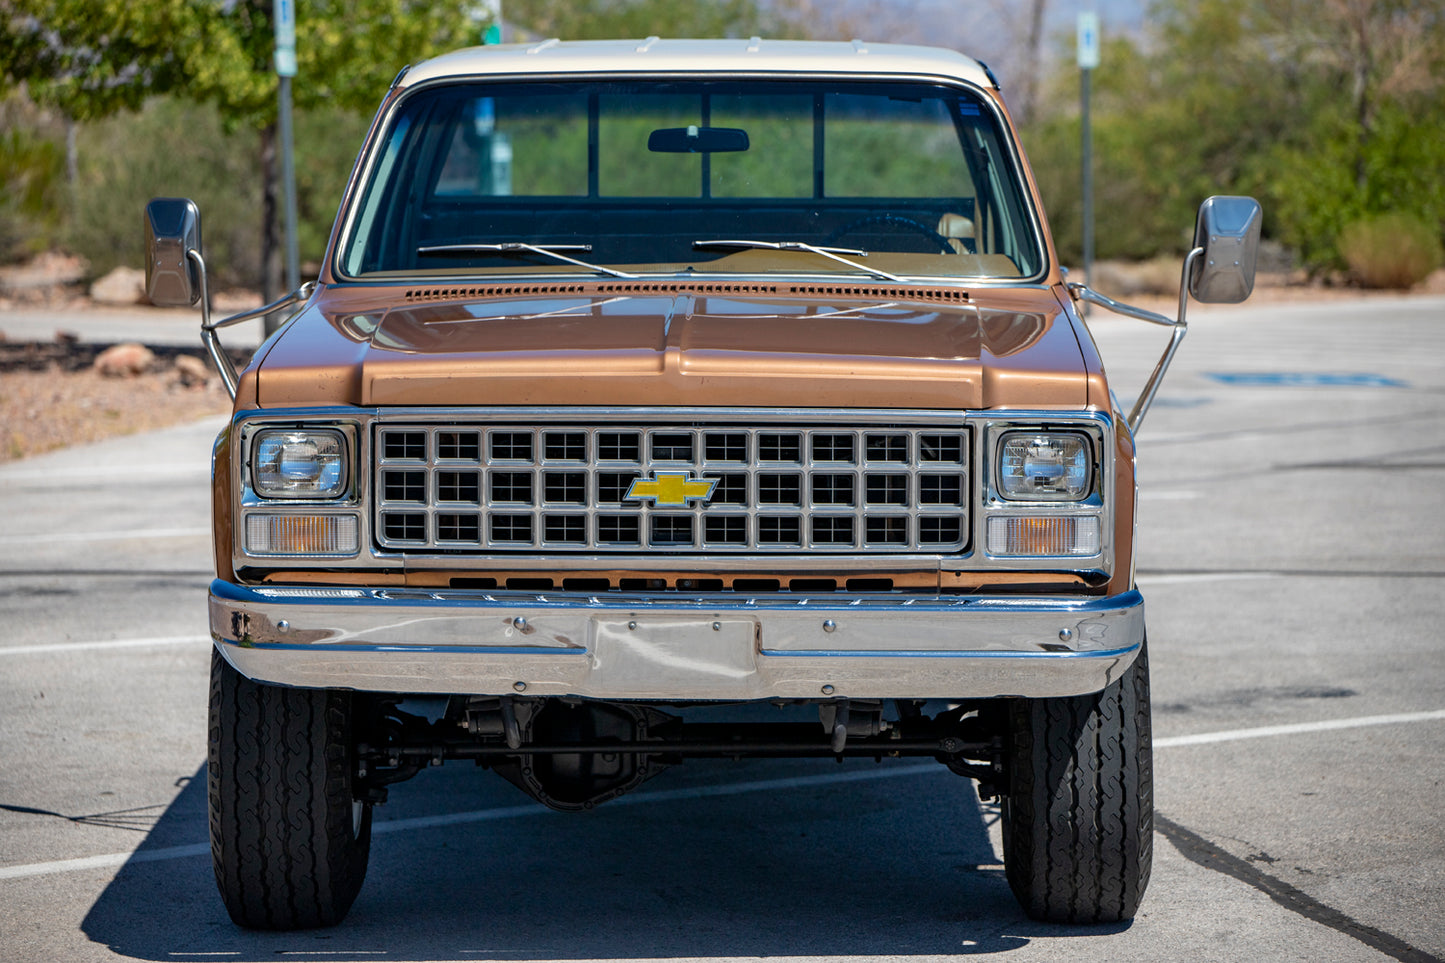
1338, 213, 1444, 289
66, 98, 262, 286
1025, 35, 1205, 264
0, 0, 195, 120
1270, 100, 1445, 271
1025, 0, 1445, 274
292, 108, 371, 266
0, 119, 66, 261
64, 96, 369, 286
2, 0, 478, 127
2, 0, 480, 291
506, 0, 765, 39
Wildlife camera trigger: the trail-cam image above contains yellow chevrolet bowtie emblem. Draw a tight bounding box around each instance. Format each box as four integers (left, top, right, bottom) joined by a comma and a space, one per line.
625, 473, 718, 506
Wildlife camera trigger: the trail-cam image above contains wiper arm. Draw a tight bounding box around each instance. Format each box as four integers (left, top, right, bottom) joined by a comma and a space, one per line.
692, 239, 905, 283
416, 242, 638, 279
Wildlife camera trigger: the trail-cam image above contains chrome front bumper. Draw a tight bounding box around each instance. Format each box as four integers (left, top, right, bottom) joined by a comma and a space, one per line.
210, 580, 1145, 700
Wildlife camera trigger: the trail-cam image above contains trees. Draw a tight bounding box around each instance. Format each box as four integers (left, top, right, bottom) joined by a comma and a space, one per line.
505, 0, 766, 39
2, 0, 477, 294
1023, 0, 1444, 274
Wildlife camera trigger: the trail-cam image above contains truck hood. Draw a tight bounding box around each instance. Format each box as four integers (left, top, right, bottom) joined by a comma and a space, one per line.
251, 284, 1088, 410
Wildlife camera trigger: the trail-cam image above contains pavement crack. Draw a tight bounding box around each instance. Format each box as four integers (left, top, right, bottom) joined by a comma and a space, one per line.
1142, 410, 1442, 448
1156, 814, 1442, 963
0, 801, 166, 833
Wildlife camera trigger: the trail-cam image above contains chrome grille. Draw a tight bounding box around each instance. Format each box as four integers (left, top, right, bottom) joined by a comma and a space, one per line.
373, 424, 969, 554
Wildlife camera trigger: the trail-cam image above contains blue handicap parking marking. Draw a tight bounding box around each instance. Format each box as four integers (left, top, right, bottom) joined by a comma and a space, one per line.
1205, 372, 1409, 388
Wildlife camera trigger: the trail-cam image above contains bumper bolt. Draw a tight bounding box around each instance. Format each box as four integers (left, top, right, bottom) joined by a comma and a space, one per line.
712, 622, 721, 631
512, 616, 528, 631
1059, 627, 1074, 642
513, 681, 527, 692
821, 684, 835, 695
276, 620, 290, 634
628, 620, 637, 630
822, 619, 837, 633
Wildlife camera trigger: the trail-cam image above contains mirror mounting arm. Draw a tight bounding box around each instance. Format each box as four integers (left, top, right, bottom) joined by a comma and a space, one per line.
192, 246, 315, 401
1069, 246, 1203, 435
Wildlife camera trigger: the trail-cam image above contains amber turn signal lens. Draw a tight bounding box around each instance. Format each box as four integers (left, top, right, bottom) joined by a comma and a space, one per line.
245, 514, 360, 555
986, 515, 1100, 556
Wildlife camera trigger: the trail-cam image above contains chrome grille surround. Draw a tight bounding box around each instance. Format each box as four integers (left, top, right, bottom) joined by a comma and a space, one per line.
373, 422, 971, 554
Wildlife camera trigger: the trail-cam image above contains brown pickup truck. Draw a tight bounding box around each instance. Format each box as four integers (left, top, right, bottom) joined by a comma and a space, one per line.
145, 38, 1260, 931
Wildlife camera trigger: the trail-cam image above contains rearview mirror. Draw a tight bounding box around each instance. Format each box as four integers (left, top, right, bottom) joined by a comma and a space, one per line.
1189, 195, 1261, 304
647, 125, 750, 153
144, 197, 203, 306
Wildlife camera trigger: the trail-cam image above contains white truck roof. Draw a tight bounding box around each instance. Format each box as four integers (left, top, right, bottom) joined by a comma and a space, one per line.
400, 38, 997, 91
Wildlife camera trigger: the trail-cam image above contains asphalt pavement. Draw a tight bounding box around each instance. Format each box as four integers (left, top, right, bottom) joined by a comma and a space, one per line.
1, 294, 1443, 962
0, 303, 266, 348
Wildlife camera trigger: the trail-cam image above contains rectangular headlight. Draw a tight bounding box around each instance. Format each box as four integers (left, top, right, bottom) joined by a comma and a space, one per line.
987, 515, 1101, 557
998, 431, 1092, 500
253, 429, 347, 499
245, 514, 360, 555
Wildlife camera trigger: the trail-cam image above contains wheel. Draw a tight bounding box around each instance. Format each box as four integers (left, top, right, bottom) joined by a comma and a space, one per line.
1001, 642, 1153, 923
824, 213, 954, 253
207, 648, 372, 929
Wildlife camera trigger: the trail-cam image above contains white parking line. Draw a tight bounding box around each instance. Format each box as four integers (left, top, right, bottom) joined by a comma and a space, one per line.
1138, 490, 1202, 501
1137, 572, 1284, 585
0, 843, 211, 881
0, 464, 209, 482
0, 528, 210, 545
1154, 708, 1445, 748
2, 708, 1441, 882
0, 635, 210, 657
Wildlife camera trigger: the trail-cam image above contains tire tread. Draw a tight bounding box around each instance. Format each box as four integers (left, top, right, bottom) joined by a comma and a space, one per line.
1003, 645, 1153, 923
207, 650, 370, 930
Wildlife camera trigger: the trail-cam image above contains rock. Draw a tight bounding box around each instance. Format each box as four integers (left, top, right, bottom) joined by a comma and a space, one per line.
94, 342, 155, 377
90, 266, 148, 305
0, 251, 88, 296
174, 354, 211, 386
1088, 258, 1181, 298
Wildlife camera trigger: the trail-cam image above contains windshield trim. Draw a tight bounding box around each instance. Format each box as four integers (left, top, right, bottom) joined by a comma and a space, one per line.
329, 70, 1051, 287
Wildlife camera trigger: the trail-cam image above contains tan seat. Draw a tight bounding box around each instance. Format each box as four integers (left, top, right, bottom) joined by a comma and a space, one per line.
937, 212, 976, 254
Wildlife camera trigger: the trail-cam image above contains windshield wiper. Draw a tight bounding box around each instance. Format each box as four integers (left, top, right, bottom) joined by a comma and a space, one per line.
692, 239, 905, 283
416, 242, 638, 279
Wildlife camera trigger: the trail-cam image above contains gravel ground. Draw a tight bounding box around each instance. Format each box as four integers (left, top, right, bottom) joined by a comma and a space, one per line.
0, 359, 230, 462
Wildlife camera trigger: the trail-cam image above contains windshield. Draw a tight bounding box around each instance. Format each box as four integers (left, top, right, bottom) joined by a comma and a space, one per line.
339, 78, 1045, 282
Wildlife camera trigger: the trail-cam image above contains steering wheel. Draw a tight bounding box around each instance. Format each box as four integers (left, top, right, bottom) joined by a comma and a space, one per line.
824, 213, 955, 254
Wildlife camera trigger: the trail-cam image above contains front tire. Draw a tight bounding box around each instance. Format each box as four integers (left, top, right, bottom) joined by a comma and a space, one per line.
1002, 643, 1153, 923
207, 649, 372, 929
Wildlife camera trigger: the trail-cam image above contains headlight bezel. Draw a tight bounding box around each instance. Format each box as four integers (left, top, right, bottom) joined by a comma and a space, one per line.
236, 418, 364, 562
982, 419, 1109, 562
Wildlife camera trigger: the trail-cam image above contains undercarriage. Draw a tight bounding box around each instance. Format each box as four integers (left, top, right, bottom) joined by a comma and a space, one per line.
352, 696, 1008, 812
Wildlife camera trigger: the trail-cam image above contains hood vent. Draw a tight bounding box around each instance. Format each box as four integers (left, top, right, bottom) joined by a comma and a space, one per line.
402, 280, 972, 306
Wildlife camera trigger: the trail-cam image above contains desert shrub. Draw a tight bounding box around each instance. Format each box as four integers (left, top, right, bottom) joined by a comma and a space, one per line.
0, 126, 66, 263
68, 98, 262, 288
1337, 214, 1444, 290
66, 97, 371, 289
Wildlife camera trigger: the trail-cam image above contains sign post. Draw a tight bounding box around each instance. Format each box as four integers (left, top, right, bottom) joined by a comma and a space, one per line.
1077, 12, 1099, 302
272, 0, 300, 334
478, 0, 502, 44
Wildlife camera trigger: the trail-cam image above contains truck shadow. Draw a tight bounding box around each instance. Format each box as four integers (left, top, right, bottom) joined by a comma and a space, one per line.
80, 758, 1128, 959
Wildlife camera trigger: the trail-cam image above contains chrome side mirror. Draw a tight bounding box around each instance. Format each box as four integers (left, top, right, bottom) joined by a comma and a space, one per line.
144, 197, 203, 306
1189, 195, 1261, 304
